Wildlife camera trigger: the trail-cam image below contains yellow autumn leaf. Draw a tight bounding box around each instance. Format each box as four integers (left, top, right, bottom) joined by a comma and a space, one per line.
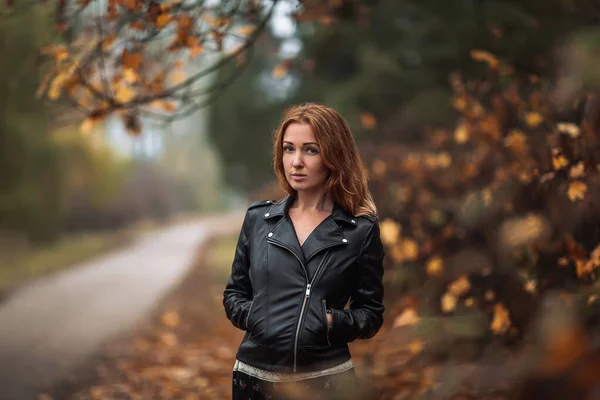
55, 47, 69, 63
48, 74, 66, 100
454, 123, 469, 144
360, 112, 377, 129
159, 331, 178, 347
389, 245, 404, 263
504, 129, 528, 153
189, 44, 204, 59
161, 101, 177, 112
161, 311, 180, 328
558, 257, 569, 267
123, 68, 138, 84
470, 49, 499, 69
441, 293, 457, 313
380, 219, 401, 246
448, 275, 471, 296
524, 280, 537, 294
567, 181, 587, 202
452, 96, 467, 111
485, 290, 496, 301
272, 62, 288, 79
79, 118, 96, 134
437, 152, 452, 168
401, 239, 419, 261
115, 85, 136, 103
552, 154, 569, 171
371, 158, 387, 177
426, 257, 443, 277
393, 308, 420, 328
525, 112, 543, 128
498, 214, 546, 249
569, 162, 585, 179
464, 297, 476, 308
557, 122, 580, 138
170, 70, 186, 86
156, 14, 172, 28
236, 25, 256, 36
408, 339, 424, 355
490, 303, 511, 334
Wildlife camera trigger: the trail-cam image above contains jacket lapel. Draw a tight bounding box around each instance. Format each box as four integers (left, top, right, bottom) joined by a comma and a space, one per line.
264, 195, 305, 265
263, 195, 356, 265
301, 217, 348, 263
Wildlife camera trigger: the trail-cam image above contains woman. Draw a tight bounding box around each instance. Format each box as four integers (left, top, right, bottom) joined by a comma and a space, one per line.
223, 103, 385, 400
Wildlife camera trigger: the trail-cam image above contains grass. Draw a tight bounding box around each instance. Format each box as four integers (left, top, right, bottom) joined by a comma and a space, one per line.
206, 233, 238, 281
0, 216, 196, 295
0, 230, 133, 294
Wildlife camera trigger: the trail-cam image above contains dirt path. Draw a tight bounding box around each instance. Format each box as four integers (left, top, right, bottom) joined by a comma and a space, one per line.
0, 212, 244, 400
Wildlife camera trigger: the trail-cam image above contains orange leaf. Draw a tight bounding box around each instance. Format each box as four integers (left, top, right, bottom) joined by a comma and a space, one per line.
441, 293, 457, 313
122, 49, 143, 71
490, 303, 511, 334
426, 257, 443, 277
454, 123, 469, 144
470, 49, 499, 69
79, 117, 96, 134
569, 162, 585, 179
408, 339, 424, 355
393, 308, 419, 328
161, 311, 180, 328
156, 14, 172, 28
272, 62, 289, 79
552, 153, 569, 171
448, 275, 470, 297
525, 112, 543, 128
567, 181, 587, 202
360, 112, 377, 129
380, 219, 401, 246
236, 25, 255, 36
116, 85, 136, 103
123, 68, 138, 84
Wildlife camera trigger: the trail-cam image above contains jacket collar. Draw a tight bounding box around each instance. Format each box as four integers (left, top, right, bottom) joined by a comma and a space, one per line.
263, 194, 353, 264
263, 194, 358, 227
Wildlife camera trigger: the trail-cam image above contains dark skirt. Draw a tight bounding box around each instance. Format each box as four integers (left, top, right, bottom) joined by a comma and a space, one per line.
232, 368, 362, 400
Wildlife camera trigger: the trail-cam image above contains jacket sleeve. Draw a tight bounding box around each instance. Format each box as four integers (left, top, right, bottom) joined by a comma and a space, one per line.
223, 210, 253, 331
330, 221, 385, 342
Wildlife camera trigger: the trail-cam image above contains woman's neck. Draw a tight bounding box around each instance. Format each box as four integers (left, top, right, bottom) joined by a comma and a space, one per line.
291, 190, 334, 213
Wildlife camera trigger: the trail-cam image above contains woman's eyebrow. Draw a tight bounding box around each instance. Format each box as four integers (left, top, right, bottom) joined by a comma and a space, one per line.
282, 141, 320, 146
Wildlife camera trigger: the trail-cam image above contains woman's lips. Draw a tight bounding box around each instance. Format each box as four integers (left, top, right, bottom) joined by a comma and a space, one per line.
291, 174, 306, 181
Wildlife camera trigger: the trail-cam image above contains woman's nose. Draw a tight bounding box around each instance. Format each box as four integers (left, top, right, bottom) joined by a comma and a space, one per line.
292, 152, 304, 167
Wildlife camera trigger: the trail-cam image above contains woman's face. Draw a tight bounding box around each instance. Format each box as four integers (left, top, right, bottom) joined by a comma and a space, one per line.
282, 122, 329, 193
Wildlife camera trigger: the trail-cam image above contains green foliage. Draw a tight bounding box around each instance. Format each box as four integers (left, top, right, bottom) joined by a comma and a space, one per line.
208, 33, 295, 191
0, 8, 64, 243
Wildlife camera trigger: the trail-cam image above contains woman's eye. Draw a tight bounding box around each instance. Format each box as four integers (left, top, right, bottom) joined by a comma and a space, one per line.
306, 147, 318, 154
283, 145, 294, 152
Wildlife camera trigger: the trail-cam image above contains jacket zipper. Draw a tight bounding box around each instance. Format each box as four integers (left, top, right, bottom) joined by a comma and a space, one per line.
322, 299, 331, 346
268, 238, 335, 372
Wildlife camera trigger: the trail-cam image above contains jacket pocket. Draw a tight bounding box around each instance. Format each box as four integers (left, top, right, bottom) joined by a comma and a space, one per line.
298, 298, 330, 348
246, 297, 268, 347
245, 299, 255, 332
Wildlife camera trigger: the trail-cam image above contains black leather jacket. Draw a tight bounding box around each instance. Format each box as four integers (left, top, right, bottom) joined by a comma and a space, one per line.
223, 194, 385, 373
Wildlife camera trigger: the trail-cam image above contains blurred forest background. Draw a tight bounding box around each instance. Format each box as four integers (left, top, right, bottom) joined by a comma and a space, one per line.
4, 0, 600, 398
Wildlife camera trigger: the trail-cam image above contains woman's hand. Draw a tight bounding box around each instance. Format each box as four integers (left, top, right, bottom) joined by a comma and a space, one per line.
326, 312, 333, 327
